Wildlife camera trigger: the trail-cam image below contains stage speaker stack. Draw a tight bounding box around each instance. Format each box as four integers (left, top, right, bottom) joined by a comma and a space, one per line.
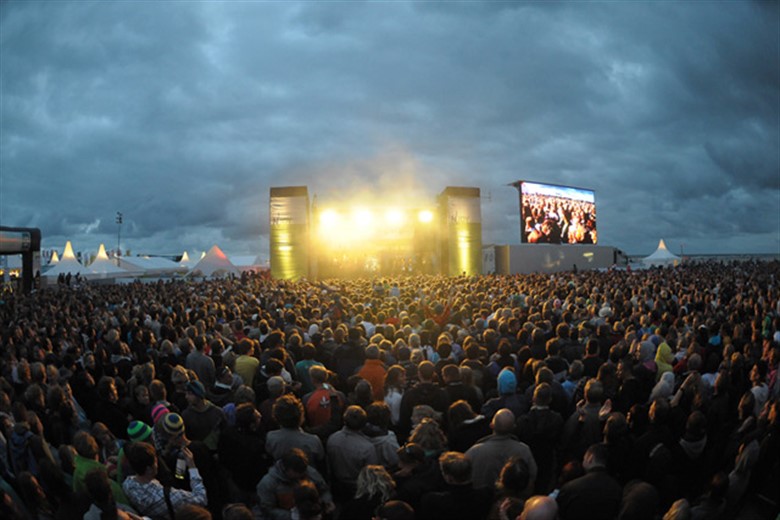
438, 187, 482, 276
269, 187, 310, 280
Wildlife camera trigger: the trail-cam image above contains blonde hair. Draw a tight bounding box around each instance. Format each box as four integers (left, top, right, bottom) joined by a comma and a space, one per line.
355, 465, 395, 502
171, 365, 189, 384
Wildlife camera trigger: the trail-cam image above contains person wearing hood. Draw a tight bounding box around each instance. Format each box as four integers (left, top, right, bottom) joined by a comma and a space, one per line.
649, 371, 676, 403
363, 402, 400, 468
256, 448, 334, 520
655, 338, 675, 382
481, 368, 529, 421
672, 411, 709, 499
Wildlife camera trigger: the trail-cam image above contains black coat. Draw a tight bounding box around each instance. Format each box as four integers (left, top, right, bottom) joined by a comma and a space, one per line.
218, 426, 269, 492
517, 406, 563, 494
93, 399, 129, 440
448, 417, 492, 453
398, 382, 449, 439
419, 483, 492, 520
556, 468, 622, 520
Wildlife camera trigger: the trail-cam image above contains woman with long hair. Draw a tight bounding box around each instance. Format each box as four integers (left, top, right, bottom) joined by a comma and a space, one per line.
17, 471, 54, 520
384, 366, 406, 427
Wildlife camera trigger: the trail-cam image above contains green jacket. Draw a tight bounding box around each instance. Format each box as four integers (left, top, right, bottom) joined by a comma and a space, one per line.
73, 454, 130, 505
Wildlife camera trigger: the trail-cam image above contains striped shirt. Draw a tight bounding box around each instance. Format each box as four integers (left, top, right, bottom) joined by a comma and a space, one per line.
122, 468, 207, 520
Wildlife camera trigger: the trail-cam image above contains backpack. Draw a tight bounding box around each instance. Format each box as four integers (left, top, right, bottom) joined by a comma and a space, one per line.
305, 387, 338, 427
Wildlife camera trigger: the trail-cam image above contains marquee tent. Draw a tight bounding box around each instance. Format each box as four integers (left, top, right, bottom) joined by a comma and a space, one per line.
189, 245, 239, 278
642, 239, 681, 268
119, 256, 187, 277
43, 241, 91, 278
231, 254, 269, 273
179, 251, 194, 269
182, 251, 206, 268
87, 244, 134, 278
49, 250, 60, 265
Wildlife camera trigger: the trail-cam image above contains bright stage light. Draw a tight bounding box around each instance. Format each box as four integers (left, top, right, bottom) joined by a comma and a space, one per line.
418, 210, 434, 223
353, 209, 373, 226
319, 209, 340, 226
385, 209, 405, 226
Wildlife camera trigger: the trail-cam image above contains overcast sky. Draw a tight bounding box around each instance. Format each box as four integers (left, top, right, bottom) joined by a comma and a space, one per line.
1, 1, 778, 259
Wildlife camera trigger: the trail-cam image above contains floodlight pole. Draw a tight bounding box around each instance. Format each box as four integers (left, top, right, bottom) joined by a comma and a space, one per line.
116, 212, 123, 262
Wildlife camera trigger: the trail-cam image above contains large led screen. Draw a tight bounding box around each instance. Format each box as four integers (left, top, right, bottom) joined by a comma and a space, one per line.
517, 181, 597, 244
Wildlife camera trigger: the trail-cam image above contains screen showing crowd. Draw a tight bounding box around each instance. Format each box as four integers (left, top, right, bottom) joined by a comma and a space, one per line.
518, 181, 597, 244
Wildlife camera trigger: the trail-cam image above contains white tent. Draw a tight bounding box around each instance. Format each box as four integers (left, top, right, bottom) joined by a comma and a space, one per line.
87, 244, 133, 278
49, 250, 60, 265
231, 254, 269, 273
119, 256, 187, 277
43, 241, 91, 277
189, 245, 239, 278
642, 239, 681, 268
179, 251, 195, 269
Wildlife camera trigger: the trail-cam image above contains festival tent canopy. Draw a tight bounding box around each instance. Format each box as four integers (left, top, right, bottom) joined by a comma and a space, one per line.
189, 245, 239, 278
179, 251, 195, 269
87, 244, 134, 278
642, 239, 681, 267
231, 254, 270, 273
43, 241, 91, 277
119, 256, 187, 276
49, 250, 60, 265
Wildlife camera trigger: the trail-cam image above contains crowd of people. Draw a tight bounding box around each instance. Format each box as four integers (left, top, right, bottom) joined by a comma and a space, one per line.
0, 260, 779, 520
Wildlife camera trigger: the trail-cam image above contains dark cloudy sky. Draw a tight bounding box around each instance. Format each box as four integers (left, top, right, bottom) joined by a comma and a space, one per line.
2, 1, 778, 259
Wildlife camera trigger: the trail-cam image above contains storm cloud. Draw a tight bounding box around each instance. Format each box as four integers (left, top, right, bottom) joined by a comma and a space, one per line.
1, 1, 778, 258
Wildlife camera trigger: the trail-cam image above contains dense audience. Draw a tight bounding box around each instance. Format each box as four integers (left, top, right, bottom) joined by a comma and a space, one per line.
0, 260, 779, 520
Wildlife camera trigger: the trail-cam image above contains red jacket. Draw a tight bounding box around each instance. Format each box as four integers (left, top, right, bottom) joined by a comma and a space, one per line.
358, 359, 387, 401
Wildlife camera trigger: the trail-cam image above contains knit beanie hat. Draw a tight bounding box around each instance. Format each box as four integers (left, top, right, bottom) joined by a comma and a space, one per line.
162, 413, 185, 436
186, 380, 206, 399
498, 368, 517, 395
151, 404, 170, 424
127, 420, 152, 442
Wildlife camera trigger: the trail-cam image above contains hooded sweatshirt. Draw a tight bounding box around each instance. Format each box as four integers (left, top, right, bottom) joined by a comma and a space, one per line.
256, 460, 332, 520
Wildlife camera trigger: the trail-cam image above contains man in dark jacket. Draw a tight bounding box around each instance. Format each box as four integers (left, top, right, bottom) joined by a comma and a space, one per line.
256, 448, 334, 520
419, 451, 492, 520
516, 383, 563, 494
556, 443, 622, 520
218, 403, 268, 498
332, 327, 366, 383
398, 361, 449, 441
